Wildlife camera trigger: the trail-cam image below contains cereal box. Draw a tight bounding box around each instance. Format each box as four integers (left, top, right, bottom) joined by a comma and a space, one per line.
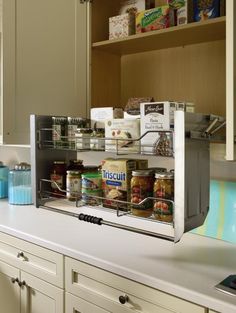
136, 5, 175, 33
105, 119, 140, 153
120, 0, 155, 14
109, 13, 135, 40
193, 0, 220, 22
91, 107, 123, 128
102, 158, 137, 209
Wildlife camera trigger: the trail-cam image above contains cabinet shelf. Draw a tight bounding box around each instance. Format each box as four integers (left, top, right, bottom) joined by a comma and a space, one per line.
92, 17, 226, 55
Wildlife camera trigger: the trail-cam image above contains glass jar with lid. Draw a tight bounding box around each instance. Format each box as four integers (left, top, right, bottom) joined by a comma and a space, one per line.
153, 172, 174, 223
67, 117, 89, 149
8, 163, 32, 205
131, 169, 154, 218
52, 116, 68, 148
0, 161, 9, 199
75, 128, 93, 150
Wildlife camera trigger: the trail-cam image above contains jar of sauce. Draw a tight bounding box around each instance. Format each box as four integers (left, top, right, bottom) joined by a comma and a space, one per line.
153, 172, 174, 223
131, 170, 154, 218
50, 161, 66, 197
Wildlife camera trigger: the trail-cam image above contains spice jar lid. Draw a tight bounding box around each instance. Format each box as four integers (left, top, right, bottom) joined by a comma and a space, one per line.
132, 169, 154, 177
14, 162, 31, 171
155, 172, 174, 179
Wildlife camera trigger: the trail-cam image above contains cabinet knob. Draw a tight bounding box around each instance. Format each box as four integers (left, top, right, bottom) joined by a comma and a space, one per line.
18, 280, 26, 288
11, 277, 19, 284
119, 294, 129, 304
17, 251, 25, 260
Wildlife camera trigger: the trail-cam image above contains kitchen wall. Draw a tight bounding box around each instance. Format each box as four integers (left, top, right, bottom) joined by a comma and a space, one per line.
0, 145, 30, 167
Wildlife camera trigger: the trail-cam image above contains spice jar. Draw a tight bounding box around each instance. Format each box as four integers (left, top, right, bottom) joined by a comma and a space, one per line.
131, 170, 154, 218
75, 128, 93, 150
0, 162, 9, 199
90, 128, 105, 151
50, 161, 66, 197
52, 116, 68, 148
67, 117, 89, 149
153, 172, 174, 223
8, 163, 32, 205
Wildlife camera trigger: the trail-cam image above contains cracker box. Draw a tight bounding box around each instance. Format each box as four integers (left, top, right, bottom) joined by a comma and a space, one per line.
193, 0, 220, 22
140, 101, 176, 153
124, 97, 154, 119
105, 118, 140, 153
109, 13, 135, 40
91, 107, 123, 128
136, 5, 175, 33
101, 158, 137, 210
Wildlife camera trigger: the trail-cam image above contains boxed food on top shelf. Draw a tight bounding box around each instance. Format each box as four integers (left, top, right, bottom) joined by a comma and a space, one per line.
119, 0, 155, 14
136, 5, 176, 33
105, 118, 140, 153
176, 101, 195, 112
91, 107, 123, 128
167, 0, 193, 25
193, 0, 220, 21
124, 97, 154, 119
102, 158, 137, 210
109, 12, 135, 40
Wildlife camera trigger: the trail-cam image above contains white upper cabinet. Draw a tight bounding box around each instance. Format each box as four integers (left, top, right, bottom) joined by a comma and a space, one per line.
1, 0, 88, 144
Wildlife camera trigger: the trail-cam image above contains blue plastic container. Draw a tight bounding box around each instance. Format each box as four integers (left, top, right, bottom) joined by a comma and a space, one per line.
8, 163, 32, 205
0, 162, 9, 198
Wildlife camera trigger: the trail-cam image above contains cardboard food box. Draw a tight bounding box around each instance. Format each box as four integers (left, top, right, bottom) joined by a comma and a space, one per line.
176, 101, 195, 112
193, 0, 220, 22
167, 0, 193, 25
136, 5, 175, 33
109, 13, 135, 40
101, 158, 137, 210
140, 101, 176, 153
91, 107, 123, 128
105, 118, 140, 153
124, 97, 154, 119
119, 0, 155, 14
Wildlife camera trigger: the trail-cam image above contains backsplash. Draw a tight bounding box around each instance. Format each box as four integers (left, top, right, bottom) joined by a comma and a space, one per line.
192, 180, 236, 244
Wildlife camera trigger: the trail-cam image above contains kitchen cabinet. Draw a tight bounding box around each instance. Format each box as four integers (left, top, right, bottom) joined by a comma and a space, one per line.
1, 0, 88, 144
0, 231, 64, 313
65, 256, 207, 313
89, 0, 235, 160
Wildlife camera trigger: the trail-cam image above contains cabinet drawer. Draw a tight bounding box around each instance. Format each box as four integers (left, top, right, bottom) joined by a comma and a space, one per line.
0, 232, 63, 288
65, 257, 206, 313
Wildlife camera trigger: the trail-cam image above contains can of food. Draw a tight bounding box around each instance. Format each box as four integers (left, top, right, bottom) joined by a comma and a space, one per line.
66, 170, 81, 201
131, 169, 154, 218
153, 172, 174, 223
81, 173, 102, 205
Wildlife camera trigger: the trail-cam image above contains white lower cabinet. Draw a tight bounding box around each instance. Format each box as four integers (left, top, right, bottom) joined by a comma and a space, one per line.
65, 257, 207, 313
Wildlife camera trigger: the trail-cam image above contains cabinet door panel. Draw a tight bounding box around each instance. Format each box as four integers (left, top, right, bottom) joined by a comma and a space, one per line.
3, 0, 87, 144
20, 271, 64, 313
0, 260, 20, 313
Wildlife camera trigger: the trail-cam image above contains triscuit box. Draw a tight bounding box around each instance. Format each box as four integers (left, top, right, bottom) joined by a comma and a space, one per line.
91, 107, 123, 128
105, 119, 140, 153
102, 158, 137, 210
140, 101, 176, 153
136, 5, 175, 33
109, 13, 135, 40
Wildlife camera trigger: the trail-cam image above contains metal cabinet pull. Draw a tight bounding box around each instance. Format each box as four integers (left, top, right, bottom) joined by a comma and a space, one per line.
11, 277, 19, 284
18, 280, 26, 287
17, 251, 25, 258
119, 294, 129, 304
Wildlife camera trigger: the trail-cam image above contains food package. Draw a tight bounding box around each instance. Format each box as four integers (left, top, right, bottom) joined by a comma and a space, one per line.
193, 0, 220, 22
136, 5, 175, 33
101, 158, 137, 210
90, 107, 123, 128
164, 1, 193, 25
120, 0, 155, 14
105, 119, 140, 153
109, 13, 135, 40
140, 101, 176, 154
124, 97, 154, 119
176, 101, 195, 112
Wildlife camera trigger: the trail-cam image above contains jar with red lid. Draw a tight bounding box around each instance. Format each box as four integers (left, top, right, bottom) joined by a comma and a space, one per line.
131, 170, 154, 218
153, 172, 174, 223
50, 161, 66, 197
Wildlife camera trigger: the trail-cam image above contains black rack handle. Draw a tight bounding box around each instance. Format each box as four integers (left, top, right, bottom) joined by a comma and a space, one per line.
78, 213, 103, 225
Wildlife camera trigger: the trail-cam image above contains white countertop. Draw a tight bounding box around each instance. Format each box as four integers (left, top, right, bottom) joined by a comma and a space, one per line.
0, 199, 235, 313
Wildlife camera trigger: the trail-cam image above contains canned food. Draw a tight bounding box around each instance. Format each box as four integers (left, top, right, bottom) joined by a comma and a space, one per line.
131, 170, 154, 218
81, 173, 102, 206
66, 170, 81, 201
153, 172, 174, 223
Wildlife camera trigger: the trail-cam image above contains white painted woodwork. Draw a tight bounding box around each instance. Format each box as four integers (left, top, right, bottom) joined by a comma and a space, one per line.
65, 257, 206, 313
226, 0, 236, 160
0, 231, 64, 287
208, 311, 220, 313
2, 0, 87, 144
0, 259, 20, 313
20, 271, 64, 313
66, 292, 110, 313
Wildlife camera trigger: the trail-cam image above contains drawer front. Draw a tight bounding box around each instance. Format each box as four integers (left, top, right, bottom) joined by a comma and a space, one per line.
0, 232, 63, 287
65, 257, 206, 313
66, 292, 110, 313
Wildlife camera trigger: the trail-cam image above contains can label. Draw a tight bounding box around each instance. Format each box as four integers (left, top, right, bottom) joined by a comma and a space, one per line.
50, 174, 63, 190
66, 175, 81, 198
